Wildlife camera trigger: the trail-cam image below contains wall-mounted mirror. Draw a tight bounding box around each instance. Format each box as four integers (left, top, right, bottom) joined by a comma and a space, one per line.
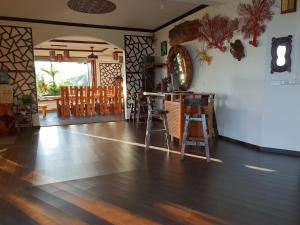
167, 45, 193, 91
271, 35, 292, 73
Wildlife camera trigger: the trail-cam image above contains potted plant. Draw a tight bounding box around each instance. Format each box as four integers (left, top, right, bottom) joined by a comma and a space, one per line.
41, 63, 60, 96
161, 77, 170, 92
22, 94, 34, 105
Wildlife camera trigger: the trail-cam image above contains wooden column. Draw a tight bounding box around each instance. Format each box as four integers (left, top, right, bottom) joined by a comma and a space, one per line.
91, 60, 97, 86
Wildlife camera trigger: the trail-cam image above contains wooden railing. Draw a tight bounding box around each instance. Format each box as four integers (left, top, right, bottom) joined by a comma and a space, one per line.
57, 83, 123, 117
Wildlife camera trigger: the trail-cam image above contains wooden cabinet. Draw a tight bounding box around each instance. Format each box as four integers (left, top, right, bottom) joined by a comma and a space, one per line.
0, 85, 14, 134
0, 104, 14, 134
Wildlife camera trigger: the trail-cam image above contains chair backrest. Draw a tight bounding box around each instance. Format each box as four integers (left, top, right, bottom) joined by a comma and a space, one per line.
60, 86, 70, 116
79, 86, 84, 116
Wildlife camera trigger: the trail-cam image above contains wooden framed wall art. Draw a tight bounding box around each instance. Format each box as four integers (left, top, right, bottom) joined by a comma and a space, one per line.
281, 0, 297, 14
161, 41, 168, 56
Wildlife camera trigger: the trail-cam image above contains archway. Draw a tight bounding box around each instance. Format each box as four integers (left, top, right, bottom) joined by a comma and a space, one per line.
33, 35, 127, 126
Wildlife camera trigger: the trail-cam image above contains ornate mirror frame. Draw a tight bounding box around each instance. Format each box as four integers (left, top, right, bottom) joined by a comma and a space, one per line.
167, 45, 193, 91
271, 35, 292, 74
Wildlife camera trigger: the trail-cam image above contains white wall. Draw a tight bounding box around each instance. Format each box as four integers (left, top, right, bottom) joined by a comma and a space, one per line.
261, 3, 300, 151
154, 0, 300, 152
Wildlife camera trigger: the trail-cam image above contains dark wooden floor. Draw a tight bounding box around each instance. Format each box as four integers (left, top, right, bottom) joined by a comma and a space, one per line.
0, 121, 299, 225
39, 112, 125, 127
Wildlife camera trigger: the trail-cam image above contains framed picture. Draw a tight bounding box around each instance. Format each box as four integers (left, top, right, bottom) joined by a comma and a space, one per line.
161, 41, 168, 56
281, 0, 297, 14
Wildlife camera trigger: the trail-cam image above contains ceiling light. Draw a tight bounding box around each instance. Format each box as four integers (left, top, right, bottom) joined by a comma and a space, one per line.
56, 54, 64, 62
87, 47, 98, 60
67, 0, 116, 14
63, 50, 70, 60
49, 50, 56, 61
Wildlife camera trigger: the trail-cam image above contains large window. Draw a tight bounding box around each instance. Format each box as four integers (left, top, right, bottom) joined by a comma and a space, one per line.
35, 61, 91, 96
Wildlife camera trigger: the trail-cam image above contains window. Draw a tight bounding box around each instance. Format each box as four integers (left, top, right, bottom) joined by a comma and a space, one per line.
35, 61, 91, 96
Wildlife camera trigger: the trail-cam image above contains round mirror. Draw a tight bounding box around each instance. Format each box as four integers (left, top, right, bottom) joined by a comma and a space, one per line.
167, 45, 193, 91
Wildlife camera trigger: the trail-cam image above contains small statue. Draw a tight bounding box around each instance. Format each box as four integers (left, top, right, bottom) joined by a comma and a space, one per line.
230, 39, 245, 61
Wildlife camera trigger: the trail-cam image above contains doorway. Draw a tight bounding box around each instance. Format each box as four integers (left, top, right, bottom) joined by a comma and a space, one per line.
34, 36, 126, 127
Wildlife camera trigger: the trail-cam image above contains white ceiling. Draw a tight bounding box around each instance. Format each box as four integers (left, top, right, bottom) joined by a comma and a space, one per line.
0, 0, 226, 30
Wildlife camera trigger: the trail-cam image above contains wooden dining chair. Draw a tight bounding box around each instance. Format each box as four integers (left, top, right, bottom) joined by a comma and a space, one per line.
59, 86, 70, 117
79, 86, 85, 116
114, 82, 123, 114
85, 86, 96, 116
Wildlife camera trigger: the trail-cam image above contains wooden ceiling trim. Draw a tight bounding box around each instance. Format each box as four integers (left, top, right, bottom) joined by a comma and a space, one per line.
49, 39, 109, 45
34, 47, 109, 53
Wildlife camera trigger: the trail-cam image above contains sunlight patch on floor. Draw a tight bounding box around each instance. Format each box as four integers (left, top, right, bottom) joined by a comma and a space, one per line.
245, 165, 276, 172
0, 148, 9, 153
5, 193, 87, 225
156, 202, 227, 225
62, 129, 223, 163
46, 184, 160, 225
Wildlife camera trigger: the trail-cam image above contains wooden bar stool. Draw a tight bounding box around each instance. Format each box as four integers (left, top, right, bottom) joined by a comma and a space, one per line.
144, 93, 170, 152
181, 98, 210, 162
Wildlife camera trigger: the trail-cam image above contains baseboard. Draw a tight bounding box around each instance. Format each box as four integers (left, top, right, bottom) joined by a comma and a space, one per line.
219, 135, 300, 157
260, 147, 300, 157
218, 135, 259, 150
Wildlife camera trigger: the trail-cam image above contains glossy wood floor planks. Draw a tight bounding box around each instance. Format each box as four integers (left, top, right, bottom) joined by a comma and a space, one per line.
0, 122, 299, 225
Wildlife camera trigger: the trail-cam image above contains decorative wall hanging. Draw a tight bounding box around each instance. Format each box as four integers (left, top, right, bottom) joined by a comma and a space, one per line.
169, 20, 200, 46
99, 63, 122, 86
238, 0, 275, 47
198, 14, 239, 52
161, 41, 168, 56
196, 44, 213, 65
67, 0, 116, 14
271, 35, 292, 73
0, 25, 38, 120
230, 39, 245, 61
124, 35, 154, 108
281, 0, 297, 14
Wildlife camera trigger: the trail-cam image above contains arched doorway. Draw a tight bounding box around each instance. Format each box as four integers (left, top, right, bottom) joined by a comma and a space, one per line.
34, 36, 127, 126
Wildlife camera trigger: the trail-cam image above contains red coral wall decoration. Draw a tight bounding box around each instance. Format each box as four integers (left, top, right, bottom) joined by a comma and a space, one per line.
238, 0, 275, 47
198, 14, 239, 52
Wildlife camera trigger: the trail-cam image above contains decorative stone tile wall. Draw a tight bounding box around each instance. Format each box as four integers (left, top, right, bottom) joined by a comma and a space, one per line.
99, 63, 122, 86
124, 35, 154, 107
0, 25, 37, 117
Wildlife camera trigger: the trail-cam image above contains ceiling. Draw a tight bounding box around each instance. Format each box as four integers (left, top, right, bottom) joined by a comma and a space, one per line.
34, 36, 122, 60
0, 0, 227, 30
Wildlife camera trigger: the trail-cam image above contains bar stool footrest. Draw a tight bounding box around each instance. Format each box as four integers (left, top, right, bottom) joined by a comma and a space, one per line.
151, 129, 168, 133
184, 140, 205, 147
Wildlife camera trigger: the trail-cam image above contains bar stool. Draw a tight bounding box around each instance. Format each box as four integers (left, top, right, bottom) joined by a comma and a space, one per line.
136, 93, 148, 123
144, 93, 170, 152
181, 98, 210, 162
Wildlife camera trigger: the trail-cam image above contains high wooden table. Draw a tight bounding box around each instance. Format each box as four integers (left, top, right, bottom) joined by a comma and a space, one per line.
144, 92, 217, 144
